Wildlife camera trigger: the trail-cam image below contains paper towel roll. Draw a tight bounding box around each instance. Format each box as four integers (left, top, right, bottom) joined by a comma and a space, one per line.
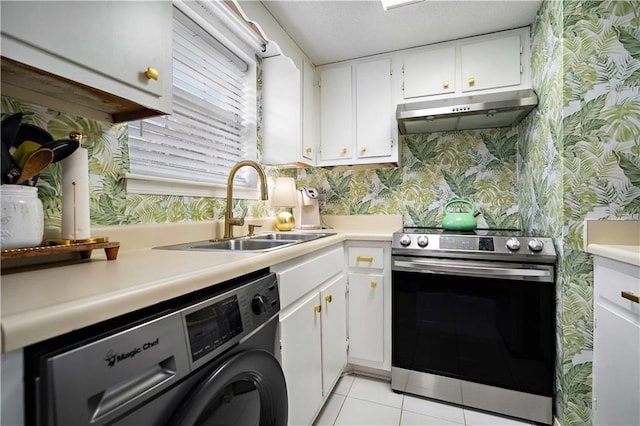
61, 147, 91, 240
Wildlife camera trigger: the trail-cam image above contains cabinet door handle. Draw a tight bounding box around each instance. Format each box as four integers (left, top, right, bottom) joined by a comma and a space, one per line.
443, 80, 449, 88
371, 281, 378, 289
356, 256, 373, 263
341, 148, 348, 155
621, 291, 640, 304
145, 67, 159, 81
325, 295, 333, 303
305, 147, 312, 154
314, 305, 322, 313
468, 77, 475, 86
360, 146, 367, 153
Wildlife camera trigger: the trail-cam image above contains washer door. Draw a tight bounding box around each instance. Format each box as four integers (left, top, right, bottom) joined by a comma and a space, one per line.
169, 349, 287, 426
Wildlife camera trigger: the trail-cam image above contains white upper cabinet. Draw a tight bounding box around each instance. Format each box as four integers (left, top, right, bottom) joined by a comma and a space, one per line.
262, 56, 316, 166
460, 33, 523, 93
356, 60, 394, 160
403, 46, 456, 98
319, 58, 398, 167
302, 60, 317, 163
320, 66, 354, 163
401, 27, 530, 101
1, 1, 172, 122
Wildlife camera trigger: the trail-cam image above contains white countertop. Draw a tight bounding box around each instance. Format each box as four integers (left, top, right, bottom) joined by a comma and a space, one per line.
1, 215, 401, 352
586, 244, 640, 267
584, 219, 640, 267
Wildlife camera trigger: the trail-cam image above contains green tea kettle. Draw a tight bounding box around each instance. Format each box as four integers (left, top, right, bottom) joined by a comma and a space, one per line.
442, 199, 480, 231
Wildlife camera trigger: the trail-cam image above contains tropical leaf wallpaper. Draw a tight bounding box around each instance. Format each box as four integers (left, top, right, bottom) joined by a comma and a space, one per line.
556, 1, 640, 425
296, 129, 520, 228
1, 1, 639, 425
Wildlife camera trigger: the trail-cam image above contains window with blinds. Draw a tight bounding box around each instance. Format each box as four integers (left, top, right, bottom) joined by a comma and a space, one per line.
126, 6, 257, 197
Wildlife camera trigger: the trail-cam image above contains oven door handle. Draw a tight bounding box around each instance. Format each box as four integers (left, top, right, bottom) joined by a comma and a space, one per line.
393, 259, 553, 281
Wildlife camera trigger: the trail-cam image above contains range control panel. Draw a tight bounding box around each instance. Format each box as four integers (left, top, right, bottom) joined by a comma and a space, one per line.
392, 232, 557, 263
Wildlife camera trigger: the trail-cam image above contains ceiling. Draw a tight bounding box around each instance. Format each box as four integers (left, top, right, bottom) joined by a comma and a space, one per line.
259, 0, 542, 66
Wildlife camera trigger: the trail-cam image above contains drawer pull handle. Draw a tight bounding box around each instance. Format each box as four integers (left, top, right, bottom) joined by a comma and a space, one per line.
341, 148, 348, 155
325, 295, 333, 303
356, 256, 373, 263
621, 291, 640, 304
314, 305, 321, 313
468, 77, 475, 86
371, 281, 377, 289
305, 147, 312, 154
443, 80, 449, 88
145, 67, 159, 81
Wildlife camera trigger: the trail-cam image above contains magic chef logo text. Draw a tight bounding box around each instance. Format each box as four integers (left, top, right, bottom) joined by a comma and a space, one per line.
104, 338, 160, 367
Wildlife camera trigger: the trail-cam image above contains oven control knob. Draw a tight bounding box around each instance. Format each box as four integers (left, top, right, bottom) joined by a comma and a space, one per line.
506, 238, 521, 251
417, 235, 429, 247
399, 234, 412, 246
528, 239, 544, 252
252, 294, 268, 315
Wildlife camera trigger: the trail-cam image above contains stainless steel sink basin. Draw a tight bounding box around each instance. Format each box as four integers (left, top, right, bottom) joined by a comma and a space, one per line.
154, 232, 335, 252
189, 239, 294, 251
255, 232, 330, 241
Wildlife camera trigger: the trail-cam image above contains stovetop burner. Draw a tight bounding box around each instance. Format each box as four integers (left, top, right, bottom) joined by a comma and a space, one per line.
393, 227, 557, 263
402, 227, 522, 237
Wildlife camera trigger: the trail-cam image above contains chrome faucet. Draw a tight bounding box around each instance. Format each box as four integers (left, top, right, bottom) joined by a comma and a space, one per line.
224, 160, 268, 239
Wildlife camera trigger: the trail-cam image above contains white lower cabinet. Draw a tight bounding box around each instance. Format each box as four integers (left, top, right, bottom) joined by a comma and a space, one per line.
320, 276, 348, 397
345, 242, 392, 372
348, 272, 384, 363
280, 292, 323, 425
273, 244, 347, 425
593, 256, 640, 426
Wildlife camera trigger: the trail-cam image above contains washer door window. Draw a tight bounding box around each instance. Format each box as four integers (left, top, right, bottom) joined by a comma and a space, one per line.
170, 350, 287, 426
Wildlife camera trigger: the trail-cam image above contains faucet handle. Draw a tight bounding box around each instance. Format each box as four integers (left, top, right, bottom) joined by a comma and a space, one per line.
248, 224, 262, 237
227, 207, 248, 227
239, 207, 248, 220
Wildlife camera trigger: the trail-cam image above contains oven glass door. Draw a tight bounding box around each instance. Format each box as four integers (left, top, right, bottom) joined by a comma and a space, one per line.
392, 259, 555, 396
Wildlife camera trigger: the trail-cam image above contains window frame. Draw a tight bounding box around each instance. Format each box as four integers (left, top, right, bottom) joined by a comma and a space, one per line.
125, 0, 259, 199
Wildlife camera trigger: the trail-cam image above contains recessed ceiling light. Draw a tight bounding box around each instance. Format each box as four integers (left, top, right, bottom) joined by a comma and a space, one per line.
381, 0, 425, 11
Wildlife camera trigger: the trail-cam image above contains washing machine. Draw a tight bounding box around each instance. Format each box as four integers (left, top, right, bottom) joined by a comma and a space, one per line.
23, 269, 287, 426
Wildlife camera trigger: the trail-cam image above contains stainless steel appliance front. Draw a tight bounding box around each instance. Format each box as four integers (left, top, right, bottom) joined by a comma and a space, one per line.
391, 229, 556, 425
25, 270, 287, 426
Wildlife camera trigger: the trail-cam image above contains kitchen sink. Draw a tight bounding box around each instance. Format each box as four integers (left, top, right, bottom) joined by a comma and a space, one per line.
154, 232, 335, 252
256, 232, 327, 241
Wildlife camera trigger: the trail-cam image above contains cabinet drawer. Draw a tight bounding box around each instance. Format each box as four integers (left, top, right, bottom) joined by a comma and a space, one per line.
274, 246, 344, 309
348, 247, 384, 269
594, 257, 640, 318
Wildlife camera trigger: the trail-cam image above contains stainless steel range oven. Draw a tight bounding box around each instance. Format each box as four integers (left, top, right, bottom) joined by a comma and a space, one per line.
391, 228, 556, 425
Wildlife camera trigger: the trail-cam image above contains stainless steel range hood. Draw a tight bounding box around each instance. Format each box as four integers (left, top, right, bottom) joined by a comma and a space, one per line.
397, 89, 538, 134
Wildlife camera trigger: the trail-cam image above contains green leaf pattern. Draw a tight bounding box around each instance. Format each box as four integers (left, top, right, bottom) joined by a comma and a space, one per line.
1, 2, 639, 425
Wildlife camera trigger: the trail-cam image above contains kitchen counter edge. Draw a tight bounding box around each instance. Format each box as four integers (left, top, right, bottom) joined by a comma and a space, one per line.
1, 231, 393, 352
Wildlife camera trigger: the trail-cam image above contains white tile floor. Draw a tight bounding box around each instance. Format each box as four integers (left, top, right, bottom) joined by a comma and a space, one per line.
313, 374, 536, 426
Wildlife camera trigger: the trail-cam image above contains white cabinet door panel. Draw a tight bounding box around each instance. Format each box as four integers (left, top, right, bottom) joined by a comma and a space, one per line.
593, 257, 640, 426
348, 273, 384, 363
460, 34, 521, 93
2, 1, 169, 98
320, 274, 348, 397
593, 305, 640, 426
403, 46, 456, 98
302, 60, 317, 163
262, 56, 301, 165
320, 66, 353, 162
280, 292, 323, 426
356, 59, 392, 159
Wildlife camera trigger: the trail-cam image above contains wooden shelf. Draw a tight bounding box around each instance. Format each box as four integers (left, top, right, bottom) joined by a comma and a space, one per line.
1, 241, 120, 261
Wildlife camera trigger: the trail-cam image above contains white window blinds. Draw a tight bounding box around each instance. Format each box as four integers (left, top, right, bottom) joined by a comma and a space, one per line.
126, 6, 257, 197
